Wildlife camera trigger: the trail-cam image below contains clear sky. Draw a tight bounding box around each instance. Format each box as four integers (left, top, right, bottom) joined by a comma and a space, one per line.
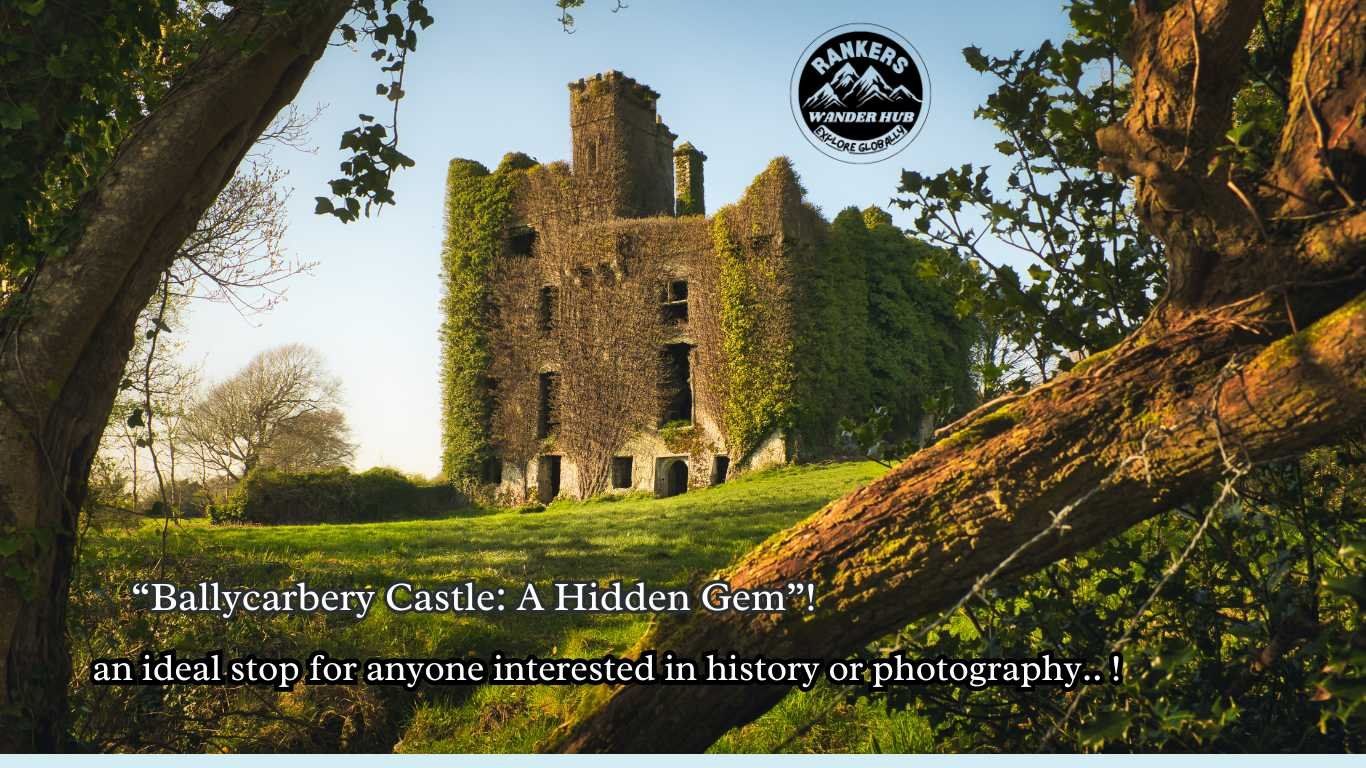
179, 0, 1074, 477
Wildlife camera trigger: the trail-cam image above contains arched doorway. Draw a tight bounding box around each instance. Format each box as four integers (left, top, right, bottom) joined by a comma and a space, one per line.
664, 459, 689, 497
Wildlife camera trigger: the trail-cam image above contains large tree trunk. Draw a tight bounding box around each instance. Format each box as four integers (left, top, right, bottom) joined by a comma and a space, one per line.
550, 0, 1364, 752
0, 2, 349, 750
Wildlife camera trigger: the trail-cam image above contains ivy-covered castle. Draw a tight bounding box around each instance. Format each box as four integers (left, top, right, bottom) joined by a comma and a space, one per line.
441, 71, 973, 503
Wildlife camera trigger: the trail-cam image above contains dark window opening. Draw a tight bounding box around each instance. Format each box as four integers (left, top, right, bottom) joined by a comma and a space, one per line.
711, 455, 729, 486
537, 371, 560, 439
509, 226, 536, 257
664, 459, 689, 497
661, 279, 689, 323
586, 142, 598, 171
660, 343, 693, 425
483, 375, 500, 411
480, 457, 503, 484
538, 286, 557, 331
537, 455, 561, 503
611, 456, 634, 489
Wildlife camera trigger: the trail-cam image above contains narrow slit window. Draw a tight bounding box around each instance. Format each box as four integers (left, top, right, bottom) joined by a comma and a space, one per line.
538, 286, 557, 331
660, 343, 693, 425
537, 371, 560, 439
480, 457, 503, 484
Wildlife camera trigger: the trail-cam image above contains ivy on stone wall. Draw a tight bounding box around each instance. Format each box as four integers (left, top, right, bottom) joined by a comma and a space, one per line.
711, 207, 796, 458
860, 207, 976, 437
791, 207, 873, 451
710, 160, 974, 462
442, 149, 972, 481
789, 205, 975, 453
439, 154, 529, 482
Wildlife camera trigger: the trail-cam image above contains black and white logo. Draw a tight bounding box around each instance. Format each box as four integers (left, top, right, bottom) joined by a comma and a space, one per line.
791, 24, 929, 163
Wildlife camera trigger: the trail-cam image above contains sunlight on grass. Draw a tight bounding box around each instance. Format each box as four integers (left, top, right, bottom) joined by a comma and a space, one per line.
78, 460, 936, 752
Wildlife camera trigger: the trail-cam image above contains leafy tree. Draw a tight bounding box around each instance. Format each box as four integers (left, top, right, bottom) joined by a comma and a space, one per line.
896, 0, 1163, 379
555, 0, 1364, 751
0, 0, 437, 748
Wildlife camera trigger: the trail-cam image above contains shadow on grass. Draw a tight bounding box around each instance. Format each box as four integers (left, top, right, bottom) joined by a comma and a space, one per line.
72, 461, 885, 751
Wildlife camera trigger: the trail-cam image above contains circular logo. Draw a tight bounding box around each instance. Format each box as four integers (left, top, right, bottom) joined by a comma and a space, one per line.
790, 23, 930, 164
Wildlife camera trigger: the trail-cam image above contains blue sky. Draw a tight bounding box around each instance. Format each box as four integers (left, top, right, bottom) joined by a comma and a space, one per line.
180, 0, 1074, 476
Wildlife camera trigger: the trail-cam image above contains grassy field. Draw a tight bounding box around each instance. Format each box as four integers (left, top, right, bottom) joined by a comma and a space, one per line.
72, 460, 933, 753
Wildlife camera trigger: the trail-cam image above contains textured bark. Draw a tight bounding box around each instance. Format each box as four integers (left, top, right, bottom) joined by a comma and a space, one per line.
0, 1, 349, 751
551, 0, 1365, 752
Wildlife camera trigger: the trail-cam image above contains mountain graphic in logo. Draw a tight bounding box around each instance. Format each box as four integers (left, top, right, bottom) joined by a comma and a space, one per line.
791, 23, 930, 163
801, 64, 924, 110
802, 82, 846, 108
830, 62, 860, 90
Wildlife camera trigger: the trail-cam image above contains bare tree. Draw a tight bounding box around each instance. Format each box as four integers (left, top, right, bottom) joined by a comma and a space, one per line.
182, 344, 354, 480
95, 108, 319, 517
255, 407, 356, 474
168, 159, 315, 315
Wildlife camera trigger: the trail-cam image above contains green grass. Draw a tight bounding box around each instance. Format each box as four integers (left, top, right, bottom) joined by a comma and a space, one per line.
72, 460, 933, 753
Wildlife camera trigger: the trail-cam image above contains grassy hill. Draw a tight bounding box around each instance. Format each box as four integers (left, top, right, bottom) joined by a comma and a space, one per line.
72, 460, 932, 753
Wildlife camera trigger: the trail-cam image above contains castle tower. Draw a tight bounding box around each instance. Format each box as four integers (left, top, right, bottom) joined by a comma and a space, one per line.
568, 71, 676, 218
673, 142, 706, 216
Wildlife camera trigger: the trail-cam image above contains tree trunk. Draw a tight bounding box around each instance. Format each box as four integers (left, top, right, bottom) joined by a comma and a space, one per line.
550, 0, 1364, 752
0, 1, 348, 750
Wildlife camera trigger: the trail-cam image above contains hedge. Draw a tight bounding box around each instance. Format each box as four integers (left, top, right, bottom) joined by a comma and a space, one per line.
209, 467, 465, 525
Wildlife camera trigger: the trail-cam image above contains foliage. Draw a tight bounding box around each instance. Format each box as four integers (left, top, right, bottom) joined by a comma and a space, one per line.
712, 159, 974, 460
0, 0, 201, 296
894, 0, 1163, 379
792, 208, 873, 449
438, 158, 523, 482
861, 211, 976, 438
797, 206, 976, 455
880, 441, 1365, 751
869, 0, 1364, 753
838, 407, 913, 468
182, 344, 355, 481
316, 0, 434, 221
0, 0, 433, 309
711, 206, 796, 458
209, 466, 462, 525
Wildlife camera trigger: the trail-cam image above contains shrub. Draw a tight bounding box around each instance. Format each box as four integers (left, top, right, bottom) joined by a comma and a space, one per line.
209, 467, 465, 525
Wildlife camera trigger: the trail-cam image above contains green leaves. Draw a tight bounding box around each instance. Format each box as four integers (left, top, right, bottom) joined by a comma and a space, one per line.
315, 0, 433, 223
962, 46, 989, 73
893, 0, 1163, 389
2, 0, 202, 289
0, 102, 39, 131
1078, 710, 1133, 747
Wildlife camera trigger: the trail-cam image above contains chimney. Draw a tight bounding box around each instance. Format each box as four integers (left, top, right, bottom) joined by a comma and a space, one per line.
673, 142, 706, 216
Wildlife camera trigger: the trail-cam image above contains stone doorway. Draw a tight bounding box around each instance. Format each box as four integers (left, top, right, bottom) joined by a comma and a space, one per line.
656, 457, 689, 498
537, 455, 561, 503
711, 455, 729, 485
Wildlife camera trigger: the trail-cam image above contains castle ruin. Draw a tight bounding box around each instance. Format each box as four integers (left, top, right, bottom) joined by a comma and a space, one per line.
440, 71, 973, 504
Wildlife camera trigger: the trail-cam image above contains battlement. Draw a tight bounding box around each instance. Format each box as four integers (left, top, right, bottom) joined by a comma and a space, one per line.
567, 70, 661, 106
568, 71, 676, 218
